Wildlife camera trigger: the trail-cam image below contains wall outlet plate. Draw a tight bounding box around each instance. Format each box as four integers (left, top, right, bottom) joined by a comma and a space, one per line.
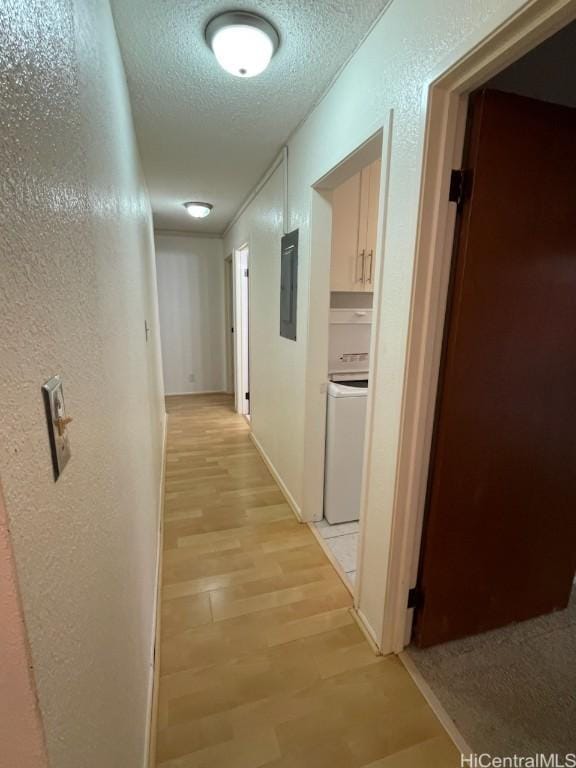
42, 375, 71, 481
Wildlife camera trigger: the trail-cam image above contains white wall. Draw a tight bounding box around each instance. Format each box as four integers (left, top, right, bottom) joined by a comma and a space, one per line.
155, 234, 225, 395
224, 0, 553, 644
0, 486, 49, 768
0, 0, 165, 766
225, 169, 305, 513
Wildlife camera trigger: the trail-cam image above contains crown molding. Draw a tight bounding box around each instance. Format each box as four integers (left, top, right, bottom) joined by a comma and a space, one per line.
153, 228, 223, 239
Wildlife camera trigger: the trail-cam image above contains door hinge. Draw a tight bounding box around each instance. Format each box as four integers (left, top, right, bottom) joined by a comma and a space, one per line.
245, 391, 250, 401
244, 268, 249, 278
407, 587, 422, 609
449, 168, 467, 208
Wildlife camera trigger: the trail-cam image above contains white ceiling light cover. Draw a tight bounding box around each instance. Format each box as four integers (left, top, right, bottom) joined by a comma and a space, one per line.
206, 12, 280, 78
184, 202, 213, 218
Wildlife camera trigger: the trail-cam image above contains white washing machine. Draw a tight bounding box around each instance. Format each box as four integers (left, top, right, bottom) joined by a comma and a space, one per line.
324, 380, 369, 523
324, 309, 372, 524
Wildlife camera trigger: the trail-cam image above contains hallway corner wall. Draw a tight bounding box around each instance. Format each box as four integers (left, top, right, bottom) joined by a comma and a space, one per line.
155, 233, 226, 395
224, 167, 306, 515
0, 1, 165, 766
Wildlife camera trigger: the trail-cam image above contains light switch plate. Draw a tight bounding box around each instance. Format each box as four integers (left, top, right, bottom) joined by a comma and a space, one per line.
42, 375, 71, 480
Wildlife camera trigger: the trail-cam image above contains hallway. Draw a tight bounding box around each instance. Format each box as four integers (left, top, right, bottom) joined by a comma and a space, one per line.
155, 396, 459, 767
5, 0, 576, 764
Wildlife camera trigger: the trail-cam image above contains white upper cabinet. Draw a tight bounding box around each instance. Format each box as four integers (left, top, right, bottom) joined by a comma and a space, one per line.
330, 159, 381, 293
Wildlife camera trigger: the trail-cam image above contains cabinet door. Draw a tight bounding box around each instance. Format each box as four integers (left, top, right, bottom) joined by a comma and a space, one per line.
364, 159, 381, 291
357, 166, 371, 284
330, 172, 362, 291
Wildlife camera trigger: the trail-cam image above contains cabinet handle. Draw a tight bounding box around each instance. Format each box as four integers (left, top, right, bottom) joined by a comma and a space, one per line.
356, 249, 365, 283
367, 250, 373, 283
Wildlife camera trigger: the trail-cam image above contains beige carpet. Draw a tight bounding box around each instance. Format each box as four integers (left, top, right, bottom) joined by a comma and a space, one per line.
406, 589, 576, 757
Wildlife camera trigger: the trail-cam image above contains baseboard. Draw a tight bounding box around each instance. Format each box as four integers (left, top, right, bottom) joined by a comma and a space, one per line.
399, 651, 471, 756
144, 414, 167, 768
165, 390, 227, 397
351, 607, 381, 654
306, 519, 383, 652
249, 432, 302, 522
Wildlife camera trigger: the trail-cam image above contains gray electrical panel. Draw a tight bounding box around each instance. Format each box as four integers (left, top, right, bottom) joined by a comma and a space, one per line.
280, 229, 298, 341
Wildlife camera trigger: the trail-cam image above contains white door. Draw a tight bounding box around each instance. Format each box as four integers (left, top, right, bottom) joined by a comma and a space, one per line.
233, 246, 250, 416
224, 257, 235, 394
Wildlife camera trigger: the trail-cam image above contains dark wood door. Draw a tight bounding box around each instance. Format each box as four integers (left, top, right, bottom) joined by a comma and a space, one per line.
414, 89, 576, 647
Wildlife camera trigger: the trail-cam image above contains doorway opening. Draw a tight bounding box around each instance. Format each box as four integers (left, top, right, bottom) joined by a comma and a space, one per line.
224, 255, 235, 396
233, 244, 250, 418
305, 133, 384, 591
403, 16, 576, 756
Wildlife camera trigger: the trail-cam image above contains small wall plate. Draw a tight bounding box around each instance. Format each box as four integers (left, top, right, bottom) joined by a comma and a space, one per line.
42, 375, 71, 480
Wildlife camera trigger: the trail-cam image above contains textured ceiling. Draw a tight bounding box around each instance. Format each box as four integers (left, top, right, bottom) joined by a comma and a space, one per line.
111, 0, 392, 234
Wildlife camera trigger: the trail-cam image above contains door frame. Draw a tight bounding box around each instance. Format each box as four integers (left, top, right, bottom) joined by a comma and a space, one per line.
385, 0, 576, 653
303, 129, 385, 530
224, 255, 235, 395
233, 244, 250, 416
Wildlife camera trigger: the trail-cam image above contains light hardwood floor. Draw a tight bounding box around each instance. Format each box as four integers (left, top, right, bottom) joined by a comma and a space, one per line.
156, 394, 459, 767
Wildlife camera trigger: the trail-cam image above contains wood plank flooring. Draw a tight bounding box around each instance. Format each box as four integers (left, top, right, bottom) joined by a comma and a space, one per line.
156, 394, 459, 767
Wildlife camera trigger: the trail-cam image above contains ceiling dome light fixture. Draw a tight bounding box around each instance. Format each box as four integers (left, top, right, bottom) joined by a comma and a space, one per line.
205, 11, 280, 78
184, 202, 213, 218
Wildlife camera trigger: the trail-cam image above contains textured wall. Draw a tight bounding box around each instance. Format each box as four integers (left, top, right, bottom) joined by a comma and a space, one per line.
155, 234, 225, 395
0, 0, 165, 766
0, 488, 49, 768
225, 169, 304, 509
224, 0, 536, 640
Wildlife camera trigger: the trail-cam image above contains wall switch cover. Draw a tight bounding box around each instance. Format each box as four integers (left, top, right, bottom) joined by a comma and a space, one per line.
42, 375, 72, 480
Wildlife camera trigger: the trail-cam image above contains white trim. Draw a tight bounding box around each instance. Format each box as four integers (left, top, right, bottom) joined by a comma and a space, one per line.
355, 111, 394, 643
233, 245, 250, 415
379, 88, 466, 654
384, 0, 576, 654
143, 413, 167, 768
301, 188, 332, 524
223, 154, 285, 237
282, 146, 289, 235
306, 524, 382, 654
164, 390, 228, 397
353, 607, 381, 652
399, 652, 471, 756
249, 431, 302, 522
314, 132, 383, 191
153, 229, 222, 240
224, 255, 235, 394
